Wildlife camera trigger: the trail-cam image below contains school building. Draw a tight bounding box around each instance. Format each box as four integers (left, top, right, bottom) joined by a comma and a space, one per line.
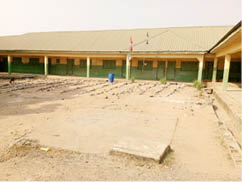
0, 21, 241, 90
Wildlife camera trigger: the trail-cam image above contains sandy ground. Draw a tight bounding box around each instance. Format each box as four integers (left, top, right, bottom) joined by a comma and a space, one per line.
0, 75, 241, 181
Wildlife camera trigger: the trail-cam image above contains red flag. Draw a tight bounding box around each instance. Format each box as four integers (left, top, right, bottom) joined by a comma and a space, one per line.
129, 37, 133, 51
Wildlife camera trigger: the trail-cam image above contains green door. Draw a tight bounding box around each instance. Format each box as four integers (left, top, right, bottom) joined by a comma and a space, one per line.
0, 57, 8, 72
48, 58, 52, 75
121, 60, 126, 78
167, 61, 176, 80
157, 61, 166, 80
229, 62, 241, 82
67, 59, 74, 75
203, 61, 213, 80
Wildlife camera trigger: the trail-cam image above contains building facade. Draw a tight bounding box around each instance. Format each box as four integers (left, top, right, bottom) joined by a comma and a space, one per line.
0, 22, 241, 90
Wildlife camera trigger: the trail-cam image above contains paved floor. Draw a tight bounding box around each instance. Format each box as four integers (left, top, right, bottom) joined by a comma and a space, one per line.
210, 82, 241, 147
213, 82, 241, 118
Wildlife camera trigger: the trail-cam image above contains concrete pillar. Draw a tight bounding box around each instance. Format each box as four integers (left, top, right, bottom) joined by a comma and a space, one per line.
212, 57, 218, 83
44, 56, 48, 76
222, 54, 231, 91
126, 54, 131, 80
87, 57, 90, 78
7, 55, 11, 74
197, 55, 204, 82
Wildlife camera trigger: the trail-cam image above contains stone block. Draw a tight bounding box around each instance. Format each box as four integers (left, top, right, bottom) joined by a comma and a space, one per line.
110, 137, 170, 163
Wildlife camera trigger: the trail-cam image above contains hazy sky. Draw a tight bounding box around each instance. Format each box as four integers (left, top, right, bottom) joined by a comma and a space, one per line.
0, 0, 241, 36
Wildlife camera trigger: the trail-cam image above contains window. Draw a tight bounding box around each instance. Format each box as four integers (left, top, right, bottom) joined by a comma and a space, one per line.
12, 57, 22, 65
56, 59, 60, 64
181, 61, 198, 71
138, 61, 153, 70
80, 60, 87, 68
103, 60, 116, 69
29, 58, 40, 65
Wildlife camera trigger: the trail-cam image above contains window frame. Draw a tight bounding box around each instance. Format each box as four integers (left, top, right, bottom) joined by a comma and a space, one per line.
29, 58, 40, 65
79, 59, 87, 68
137, 60, 153, 71
12, 57, 22, 65
103, 60, 116, 69
181, 61, 198, 72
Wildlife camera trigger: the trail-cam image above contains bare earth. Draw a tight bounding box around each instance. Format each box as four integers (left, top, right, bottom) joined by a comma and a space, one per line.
0, 76, 241, 181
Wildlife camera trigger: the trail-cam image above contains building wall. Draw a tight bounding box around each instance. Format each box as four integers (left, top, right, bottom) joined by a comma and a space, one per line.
11, 57, 44, 74
0, 55, 240, 82
174, 59, 198, 82
48, 58, 87, 76
48, 57, 68, 75
90, 58, 123, 78
129, 58, 199, 82
130, 59, 157, 80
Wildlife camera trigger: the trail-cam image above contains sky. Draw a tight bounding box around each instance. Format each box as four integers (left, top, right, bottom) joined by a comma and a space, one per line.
0, 0, 241, 36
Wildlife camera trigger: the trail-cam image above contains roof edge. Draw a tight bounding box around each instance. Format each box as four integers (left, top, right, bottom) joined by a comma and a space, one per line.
0, 50, 207, 55
208, 21, 241, 53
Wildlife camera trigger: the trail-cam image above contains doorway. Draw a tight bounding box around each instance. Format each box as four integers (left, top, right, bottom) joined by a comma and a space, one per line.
204, 61, 213, 80
67, 59, 74, 75
156, 61, 166, 80
121, 60, 126, 78
167, 61, 176, 80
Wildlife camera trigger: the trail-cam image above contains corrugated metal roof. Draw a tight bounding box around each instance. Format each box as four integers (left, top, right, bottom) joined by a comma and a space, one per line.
0, 26, 233, 53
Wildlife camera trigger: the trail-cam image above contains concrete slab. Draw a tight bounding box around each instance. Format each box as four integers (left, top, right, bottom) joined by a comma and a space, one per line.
26, 96, 177, 154
110, 137, 170, 163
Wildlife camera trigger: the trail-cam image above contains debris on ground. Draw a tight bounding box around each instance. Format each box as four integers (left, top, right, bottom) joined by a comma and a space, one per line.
40, 147, 50, 152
